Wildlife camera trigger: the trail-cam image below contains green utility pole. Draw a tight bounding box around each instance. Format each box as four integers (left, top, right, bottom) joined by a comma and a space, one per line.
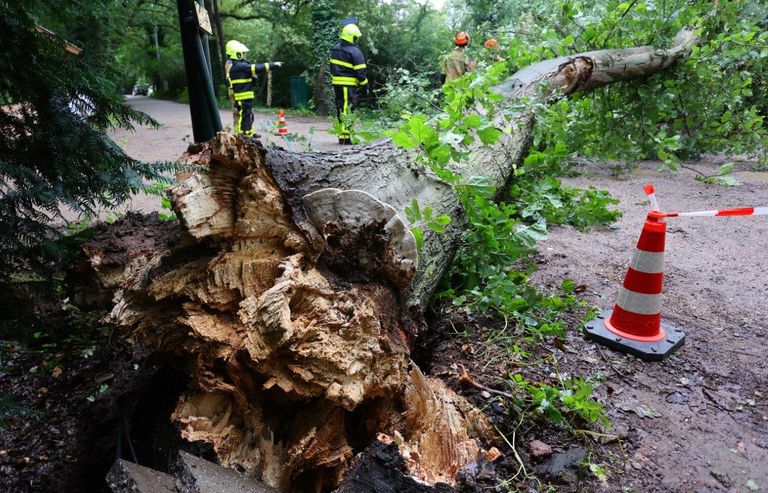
176, 0, 222, 142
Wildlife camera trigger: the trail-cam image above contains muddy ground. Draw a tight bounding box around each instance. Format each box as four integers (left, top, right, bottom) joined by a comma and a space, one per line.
530, 159, 768, 491
423, 158, 768, 492
1, 97, 767, 492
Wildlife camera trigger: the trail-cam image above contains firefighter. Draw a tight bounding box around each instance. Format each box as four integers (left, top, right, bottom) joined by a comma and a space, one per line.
441, 32, 476, 85
483, 38, 505, 62
225, 40, 283, 138
483, 38, 499, 50
329, 23, 367, 145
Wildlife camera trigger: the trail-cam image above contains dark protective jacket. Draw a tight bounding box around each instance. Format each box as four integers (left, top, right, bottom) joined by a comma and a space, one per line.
329, 40, 368, 88
227, 59, 276, 101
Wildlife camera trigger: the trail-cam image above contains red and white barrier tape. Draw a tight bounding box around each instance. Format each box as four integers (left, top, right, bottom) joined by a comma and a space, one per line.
643, 183, 767, 218
664, 206, 768, 218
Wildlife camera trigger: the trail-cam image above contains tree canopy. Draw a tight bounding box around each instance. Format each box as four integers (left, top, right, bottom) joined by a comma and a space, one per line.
0, 1, 176, 276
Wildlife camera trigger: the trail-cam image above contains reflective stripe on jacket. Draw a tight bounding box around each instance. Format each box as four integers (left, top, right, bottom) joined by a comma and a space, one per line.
329, 40, 367, 87
227, 59, 274, 101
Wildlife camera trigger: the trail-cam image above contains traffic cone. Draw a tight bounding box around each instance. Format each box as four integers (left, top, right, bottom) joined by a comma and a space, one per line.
584, 211, 685, 361
276, 108, 289, 136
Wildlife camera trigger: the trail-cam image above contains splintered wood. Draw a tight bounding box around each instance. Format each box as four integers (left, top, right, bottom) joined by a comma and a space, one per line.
84, 134, 490, 491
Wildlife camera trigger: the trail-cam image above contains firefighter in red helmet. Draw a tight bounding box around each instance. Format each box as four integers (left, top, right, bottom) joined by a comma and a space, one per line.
441, 31, 476, 85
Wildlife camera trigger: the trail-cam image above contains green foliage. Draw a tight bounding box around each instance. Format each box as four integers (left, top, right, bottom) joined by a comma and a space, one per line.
144, 181, 177, 221
511, 178, 621, 231
0, 3, 178, 277
384, 29, 620, 343
280, 125, 317, 152
691, 162, 742, 186
388, 1, 767, 334
404, 198, 452, 249
377, 68, 441, 120
510, 0, 768, 169
587, 460, 609, 483
507, 372, 608, 426
217, 0, 454, 110
310, 0, 341, 113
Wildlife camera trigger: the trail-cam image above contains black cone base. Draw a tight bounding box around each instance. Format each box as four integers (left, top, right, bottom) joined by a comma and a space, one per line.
584, 310, 685, 361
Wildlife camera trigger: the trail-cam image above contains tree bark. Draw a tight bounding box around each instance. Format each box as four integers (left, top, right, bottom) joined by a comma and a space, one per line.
310, 0, 339, 116
83, 30, 697, 491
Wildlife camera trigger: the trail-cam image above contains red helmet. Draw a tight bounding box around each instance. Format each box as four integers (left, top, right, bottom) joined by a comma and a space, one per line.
484, 38, 499, 49
454, 32, 470, 46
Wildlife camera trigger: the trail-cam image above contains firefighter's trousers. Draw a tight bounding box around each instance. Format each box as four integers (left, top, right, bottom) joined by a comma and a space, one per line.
234, 99, 255, 137
333, 85, 358, 145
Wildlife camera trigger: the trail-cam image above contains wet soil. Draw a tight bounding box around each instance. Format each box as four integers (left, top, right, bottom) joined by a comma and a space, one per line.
0, 214, 211, 492
533, 158, 768, 492
423, 158, 768, 492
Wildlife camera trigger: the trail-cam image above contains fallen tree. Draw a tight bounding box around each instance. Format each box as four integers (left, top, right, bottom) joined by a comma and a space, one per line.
81, 29, 697, 491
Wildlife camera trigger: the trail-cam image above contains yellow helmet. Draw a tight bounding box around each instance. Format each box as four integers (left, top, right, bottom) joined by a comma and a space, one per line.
340, 24, 362, 44
225, 40, 249, 60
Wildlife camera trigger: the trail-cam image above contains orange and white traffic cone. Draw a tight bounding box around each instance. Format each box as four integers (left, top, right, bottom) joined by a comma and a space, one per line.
276, 108, 289, 136
584, 211, 685, 360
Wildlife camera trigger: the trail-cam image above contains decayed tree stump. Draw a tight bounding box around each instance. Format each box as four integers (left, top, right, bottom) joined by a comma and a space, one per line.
83, 30, 697, 491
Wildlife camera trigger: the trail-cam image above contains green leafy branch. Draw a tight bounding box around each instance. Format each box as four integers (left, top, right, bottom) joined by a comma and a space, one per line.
404, 198, 451, 250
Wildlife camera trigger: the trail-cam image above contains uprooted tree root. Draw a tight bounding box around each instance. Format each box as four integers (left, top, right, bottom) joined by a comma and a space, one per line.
76, 135, 495, 491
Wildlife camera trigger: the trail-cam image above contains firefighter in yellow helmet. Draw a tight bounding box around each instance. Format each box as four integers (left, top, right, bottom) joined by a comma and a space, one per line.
441, 31, 476, 85
225, 40, 283, 138
329, 23, 367, 145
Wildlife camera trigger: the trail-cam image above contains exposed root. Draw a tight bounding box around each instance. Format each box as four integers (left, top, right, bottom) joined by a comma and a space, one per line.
456, 363, 515, 400
79, 135, 492, 491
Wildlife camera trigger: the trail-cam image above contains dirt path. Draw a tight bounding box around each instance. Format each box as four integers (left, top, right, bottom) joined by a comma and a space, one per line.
102, 96, 339, 216
112, 96, 339, 158
530, 159, 768, 491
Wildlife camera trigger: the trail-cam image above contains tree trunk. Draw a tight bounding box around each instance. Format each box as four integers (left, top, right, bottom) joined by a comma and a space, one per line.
210, 0, 227, 73
310, 0, 339, 116
84, 30, 697, 491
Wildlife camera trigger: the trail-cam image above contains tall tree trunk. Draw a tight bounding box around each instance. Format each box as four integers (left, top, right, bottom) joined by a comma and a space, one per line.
210, 0, 227, 72
86, 30, 697, 491
310, 0, 339, 115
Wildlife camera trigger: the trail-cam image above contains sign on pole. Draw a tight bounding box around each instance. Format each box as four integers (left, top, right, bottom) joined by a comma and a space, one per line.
194, 3, 213, 35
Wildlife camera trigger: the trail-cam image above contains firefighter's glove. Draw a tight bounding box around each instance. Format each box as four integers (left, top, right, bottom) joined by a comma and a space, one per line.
273, 62, 284, 68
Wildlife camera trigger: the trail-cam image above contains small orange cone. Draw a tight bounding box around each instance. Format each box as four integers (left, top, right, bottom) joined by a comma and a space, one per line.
277, 108, 289, 136
584, 211, 685, 360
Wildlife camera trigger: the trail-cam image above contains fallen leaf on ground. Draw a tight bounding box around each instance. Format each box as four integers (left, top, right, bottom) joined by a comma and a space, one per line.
617, 400, 662, 418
